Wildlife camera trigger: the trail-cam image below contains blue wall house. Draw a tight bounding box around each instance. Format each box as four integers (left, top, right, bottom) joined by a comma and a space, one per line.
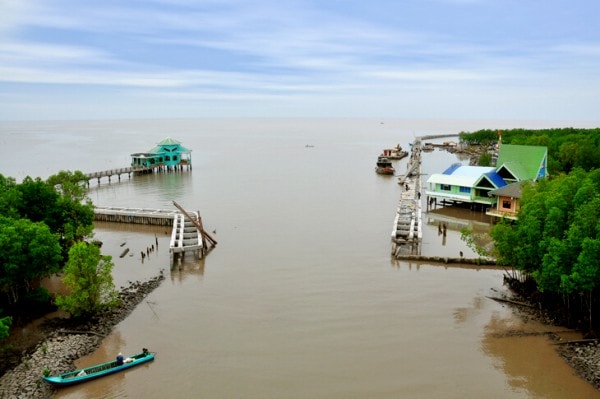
131, 137, 192, 171
425, 144, 547, 214
425, 164, 507, 207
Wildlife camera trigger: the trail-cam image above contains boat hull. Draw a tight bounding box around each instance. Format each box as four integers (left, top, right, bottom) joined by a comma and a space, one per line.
376, 167, 395, 175
375, 156, 395, 175
42, 351, 155, 386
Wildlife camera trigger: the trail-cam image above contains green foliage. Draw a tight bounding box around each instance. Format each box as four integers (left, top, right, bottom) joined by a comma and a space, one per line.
55, 242, 120, 317
478, 152, 492, 166
492, 168, 600, 295
0, 172, 94, 247
46, 170, 89, 202
460, 227, 489, 257
458, 129, 499, 146
0, 216, 62, 305
0, 171, 96, 341
0, 314, 12, 342
460, 127, 600, 173
14, 177, 60, 224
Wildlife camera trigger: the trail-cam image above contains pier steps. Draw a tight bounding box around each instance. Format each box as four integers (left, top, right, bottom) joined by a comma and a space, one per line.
93, 206, 205, 265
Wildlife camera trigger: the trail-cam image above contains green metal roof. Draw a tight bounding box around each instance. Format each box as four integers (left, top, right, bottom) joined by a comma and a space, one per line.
157, 137, 181, 146
496, 144, 547, 181
146, 137, 192, 154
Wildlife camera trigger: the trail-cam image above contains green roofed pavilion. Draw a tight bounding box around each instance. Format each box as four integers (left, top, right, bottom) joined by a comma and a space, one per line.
131, 137, 192, 170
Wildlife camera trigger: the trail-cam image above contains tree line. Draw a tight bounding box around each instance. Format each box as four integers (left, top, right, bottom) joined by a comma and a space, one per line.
0, 171, 119, 343
459, 127, 600, 174
460, 128, 600, 334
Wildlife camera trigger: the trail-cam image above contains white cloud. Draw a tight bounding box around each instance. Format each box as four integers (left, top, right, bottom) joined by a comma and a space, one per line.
0, 0, 599, 121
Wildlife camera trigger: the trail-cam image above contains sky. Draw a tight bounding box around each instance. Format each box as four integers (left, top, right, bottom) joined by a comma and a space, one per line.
1, 0, 600, 121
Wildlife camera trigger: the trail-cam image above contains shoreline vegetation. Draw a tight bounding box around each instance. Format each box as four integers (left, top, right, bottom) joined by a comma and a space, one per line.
0, 273, 164, 398
2, 127, 600, 396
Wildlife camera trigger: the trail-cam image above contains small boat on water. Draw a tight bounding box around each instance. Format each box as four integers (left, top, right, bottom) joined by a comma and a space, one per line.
42, 348, 155, 386
375, 156, 395, 175
422, 143, 435, 152
381, 144, 408, 160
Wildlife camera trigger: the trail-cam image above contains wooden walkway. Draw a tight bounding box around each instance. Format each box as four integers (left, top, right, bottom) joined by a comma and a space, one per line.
85, 162, 192, 185
94, 206, 178, 226
94, 205, 215, 265
85, 167, 149, 184
391, 138, 423, 256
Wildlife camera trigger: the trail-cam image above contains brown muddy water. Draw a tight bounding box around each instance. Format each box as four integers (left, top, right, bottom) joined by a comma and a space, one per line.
1, 118, 599, 398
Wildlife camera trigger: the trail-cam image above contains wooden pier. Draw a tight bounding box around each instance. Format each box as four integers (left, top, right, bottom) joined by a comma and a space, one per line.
85, 163, 191, 185
94, 205, 216, 266
94, 206, 178, 226
86, 167, 146, 185
391, 138, 423, 257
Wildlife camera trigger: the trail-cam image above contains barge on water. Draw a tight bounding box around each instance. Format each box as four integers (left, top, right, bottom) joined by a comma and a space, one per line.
381, 144, 408, 160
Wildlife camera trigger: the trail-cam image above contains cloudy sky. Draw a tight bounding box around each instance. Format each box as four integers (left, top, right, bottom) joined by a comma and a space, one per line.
1, 0, 599, 121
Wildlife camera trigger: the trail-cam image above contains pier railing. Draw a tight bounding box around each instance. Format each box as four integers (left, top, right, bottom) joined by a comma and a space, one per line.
94, 206, 211, 265
94, 206, 178, 226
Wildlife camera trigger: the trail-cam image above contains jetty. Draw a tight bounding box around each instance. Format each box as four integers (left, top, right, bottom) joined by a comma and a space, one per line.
86, 167, 153, 185
94, 206, 179, 226
85, 137, 192, 185
391, 138, 423, 256
94, 203, 216, 266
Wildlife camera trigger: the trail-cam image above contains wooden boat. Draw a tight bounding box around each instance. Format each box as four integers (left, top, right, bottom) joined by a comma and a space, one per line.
422, 143, 434, 152
42, 349, 155, 386
375, 156, 395, 175
381, 144, 408, 160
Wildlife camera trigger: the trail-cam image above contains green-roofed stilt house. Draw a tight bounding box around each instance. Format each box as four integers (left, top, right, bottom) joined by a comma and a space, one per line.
425, 143, 547, 219
130, 137, 192, 172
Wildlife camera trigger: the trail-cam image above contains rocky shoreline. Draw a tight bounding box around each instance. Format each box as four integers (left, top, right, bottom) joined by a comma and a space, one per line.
556, 340, 600, 390
0, 272, 165, 399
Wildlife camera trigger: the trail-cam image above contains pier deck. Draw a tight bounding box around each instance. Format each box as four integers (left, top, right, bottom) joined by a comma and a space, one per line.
85, 162, 191, 185
391, 138, 423, 256
94, 206, 204, 264
85, 167, 150, 184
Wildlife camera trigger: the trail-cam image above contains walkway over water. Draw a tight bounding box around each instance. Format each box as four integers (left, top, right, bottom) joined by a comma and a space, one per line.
85, 167, 149, 184
94, 206, 178, 226
391, 138, 423, 256
94, 206, 211, 265
85, 163, 191, 185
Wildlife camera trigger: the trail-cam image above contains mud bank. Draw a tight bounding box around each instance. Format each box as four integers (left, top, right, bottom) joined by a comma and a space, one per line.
0, 272, 165, 399
499, 286, 600, 392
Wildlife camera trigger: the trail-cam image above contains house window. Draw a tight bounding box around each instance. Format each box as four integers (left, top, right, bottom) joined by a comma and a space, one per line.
502, 200, 512, 209
459, 186, 470, 193
441, 184, 451, 191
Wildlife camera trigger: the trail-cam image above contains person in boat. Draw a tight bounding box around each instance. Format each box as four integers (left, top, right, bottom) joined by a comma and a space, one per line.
116, 353, 124, 365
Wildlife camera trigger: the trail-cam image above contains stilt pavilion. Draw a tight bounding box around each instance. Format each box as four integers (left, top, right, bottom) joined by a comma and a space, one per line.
130, 137, 192, 171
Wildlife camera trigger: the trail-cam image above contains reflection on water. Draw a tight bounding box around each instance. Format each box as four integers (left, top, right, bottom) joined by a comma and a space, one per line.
3, 119, 598, 398
482, 311, 600, 398
170, 256, 206, 283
